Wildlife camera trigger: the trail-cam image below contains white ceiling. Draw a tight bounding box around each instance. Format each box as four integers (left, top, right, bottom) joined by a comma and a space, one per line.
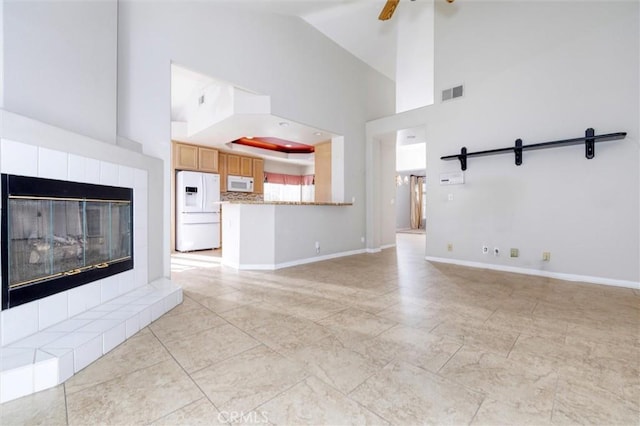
299, 1, 400, 81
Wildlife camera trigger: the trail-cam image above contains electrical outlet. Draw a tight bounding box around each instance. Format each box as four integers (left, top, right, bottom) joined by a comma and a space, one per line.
510, 248, 519, 258
542, 251, 551, 261
482, 245, 488, 254
361, 236, 365, 243
447, 243, 453, 252
494, 247, 500, 256
315, 241, 320, 254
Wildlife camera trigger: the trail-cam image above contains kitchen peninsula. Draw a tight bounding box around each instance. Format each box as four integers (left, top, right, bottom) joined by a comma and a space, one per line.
221, 201, 361, 270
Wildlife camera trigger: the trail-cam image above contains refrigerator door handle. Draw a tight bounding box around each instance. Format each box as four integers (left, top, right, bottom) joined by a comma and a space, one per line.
201, 175, 207, 211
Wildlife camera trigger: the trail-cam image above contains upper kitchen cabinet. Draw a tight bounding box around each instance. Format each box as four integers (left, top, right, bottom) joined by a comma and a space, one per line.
173, 142, 219, 173
253, 158, 264, 194
227, 154, 240, 176
219, 152, 227, 192
198, 147, 219, 173
173, 142, 198, 170
240, 157, 253, 177
226, 154, 252, 177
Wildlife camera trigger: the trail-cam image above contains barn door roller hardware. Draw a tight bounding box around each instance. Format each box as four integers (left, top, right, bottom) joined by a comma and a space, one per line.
440, 128, 626, 171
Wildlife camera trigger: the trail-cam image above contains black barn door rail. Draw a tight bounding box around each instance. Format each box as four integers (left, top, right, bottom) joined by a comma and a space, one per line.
440, 128, 627, 171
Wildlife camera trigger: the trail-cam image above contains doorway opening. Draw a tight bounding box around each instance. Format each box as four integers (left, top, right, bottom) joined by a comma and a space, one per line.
395, 127, 426, 236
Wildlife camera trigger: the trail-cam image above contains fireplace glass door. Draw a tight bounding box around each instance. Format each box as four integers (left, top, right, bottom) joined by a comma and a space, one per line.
7, 197, 132, 289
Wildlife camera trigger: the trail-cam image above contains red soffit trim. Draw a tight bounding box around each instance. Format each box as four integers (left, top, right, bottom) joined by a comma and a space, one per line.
232, 137, 315, 154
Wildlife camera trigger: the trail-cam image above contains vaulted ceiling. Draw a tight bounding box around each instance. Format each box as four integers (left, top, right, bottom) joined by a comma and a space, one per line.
215, 0, 406, 80
171, 0, 431, 157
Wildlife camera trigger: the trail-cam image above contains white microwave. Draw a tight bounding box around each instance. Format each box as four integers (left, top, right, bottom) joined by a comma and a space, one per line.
227, 175, 254, 192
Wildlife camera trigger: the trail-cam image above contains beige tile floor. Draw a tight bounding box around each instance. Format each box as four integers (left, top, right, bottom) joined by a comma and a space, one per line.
2, 234, 638, 425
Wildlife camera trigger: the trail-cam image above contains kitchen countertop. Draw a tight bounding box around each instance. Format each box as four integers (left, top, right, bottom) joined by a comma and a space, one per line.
222, 201, 353, 206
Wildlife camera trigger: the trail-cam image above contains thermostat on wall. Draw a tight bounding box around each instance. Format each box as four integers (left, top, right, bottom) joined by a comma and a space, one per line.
439, 171, 465, 185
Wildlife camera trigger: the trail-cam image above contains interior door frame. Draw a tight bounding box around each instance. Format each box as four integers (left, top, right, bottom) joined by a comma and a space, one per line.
365, 106, 429, 252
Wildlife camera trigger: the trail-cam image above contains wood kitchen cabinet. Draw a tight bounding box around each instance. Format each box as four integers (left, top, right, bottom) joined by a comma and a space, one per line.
198, 147, 219, 173
225, 153, 256, 177
252, 158, 264, 194
240, 157, 253, 177
227, 154, 240, 176
173, 142, 219, 173
206, 149, 261, 193
173, 143, 198, 170
219, 152, 227, 192
314, 141, 332, 202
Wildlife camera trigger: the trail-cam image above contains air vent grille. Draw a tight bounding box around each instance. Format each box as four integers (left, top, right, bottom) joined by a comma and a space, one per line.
442, 84, 464, 102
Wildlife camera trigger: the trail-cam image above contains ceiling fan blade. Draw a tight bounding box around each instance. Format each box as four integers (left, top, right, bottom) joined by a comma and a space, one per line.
378, 0, 400, 21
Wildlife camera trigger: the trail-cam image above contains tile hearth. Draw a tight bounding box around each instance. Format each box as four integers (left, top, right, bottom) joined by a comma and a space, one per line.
0, 278, 181, 403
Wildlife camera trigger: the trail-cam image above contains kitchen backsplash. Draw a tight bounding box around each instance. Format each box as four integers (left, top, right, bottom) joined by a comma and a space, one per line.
221, 192, 264, 202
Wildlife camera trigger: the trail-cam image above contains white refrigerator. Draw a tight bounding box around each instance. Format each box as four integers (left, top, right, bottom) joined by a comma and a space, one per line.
176, 171, 221, 251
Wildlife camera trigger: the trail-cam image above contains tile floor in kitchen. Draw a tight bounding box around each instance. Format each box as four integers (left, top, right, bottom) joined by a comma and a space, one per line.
1, 233, 638, 425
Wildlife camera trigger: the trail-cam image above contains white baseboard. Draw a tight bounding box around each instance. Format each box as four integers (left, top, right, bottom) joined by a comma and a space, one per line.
424, 256, 640, 290
223, 249, 368, 271
220, 259, 241, 269
366, 248, 381, 254
380, 244, 396, 250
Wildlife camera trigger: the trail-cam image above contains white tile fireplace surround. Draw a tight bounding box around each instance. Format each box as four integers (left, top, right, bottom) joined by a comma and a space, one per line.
0, 139, 182, 403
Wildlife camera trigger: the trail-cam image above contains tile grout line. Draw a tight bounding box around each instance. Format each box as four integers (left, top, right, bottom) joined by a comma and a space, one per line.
505, 333, 521, 359
529, 300, 540, 315
244, 375, 309, 419
166, 294, 324, 380
146, 326, 228, 424
186, 341, 263, 377
344, 360, 396, 426
482, 307, 499, 325
467, 395, 486, 425
62, 342, 169, 397
436, 342, 464, 374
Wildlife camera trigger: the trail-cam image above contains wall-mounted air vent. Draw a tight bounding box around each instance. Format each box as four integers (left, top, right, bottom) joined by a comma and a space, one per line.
442, 84, 464, 102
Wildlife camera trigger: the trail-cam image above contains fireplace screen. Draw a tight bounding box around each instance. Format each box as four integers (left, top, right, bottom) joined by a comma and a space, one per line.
2, 174, 134, 309
7, 198, 131, 288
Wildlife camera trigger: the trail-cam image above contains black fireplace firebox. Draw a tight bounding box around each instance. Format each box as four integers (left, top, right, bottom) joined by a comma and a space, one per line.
1, 174, 134, 310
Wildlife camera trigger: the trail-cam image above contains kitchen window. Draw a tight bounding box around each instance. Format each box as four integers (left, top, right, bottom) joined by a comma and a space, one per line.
263, 173, 314, 202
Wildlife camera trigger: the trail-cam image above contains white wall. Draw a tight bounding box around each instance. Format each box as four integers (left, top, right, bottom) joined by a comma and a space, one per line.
423, 1, 639, 284
221, 203, 365, 269
117, 2, 395, 272
221, 204, 276, 268
273, 205, 365, 265
3, 0, 117, 144
380, 138, 397, 247
395, 0, 434, 112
